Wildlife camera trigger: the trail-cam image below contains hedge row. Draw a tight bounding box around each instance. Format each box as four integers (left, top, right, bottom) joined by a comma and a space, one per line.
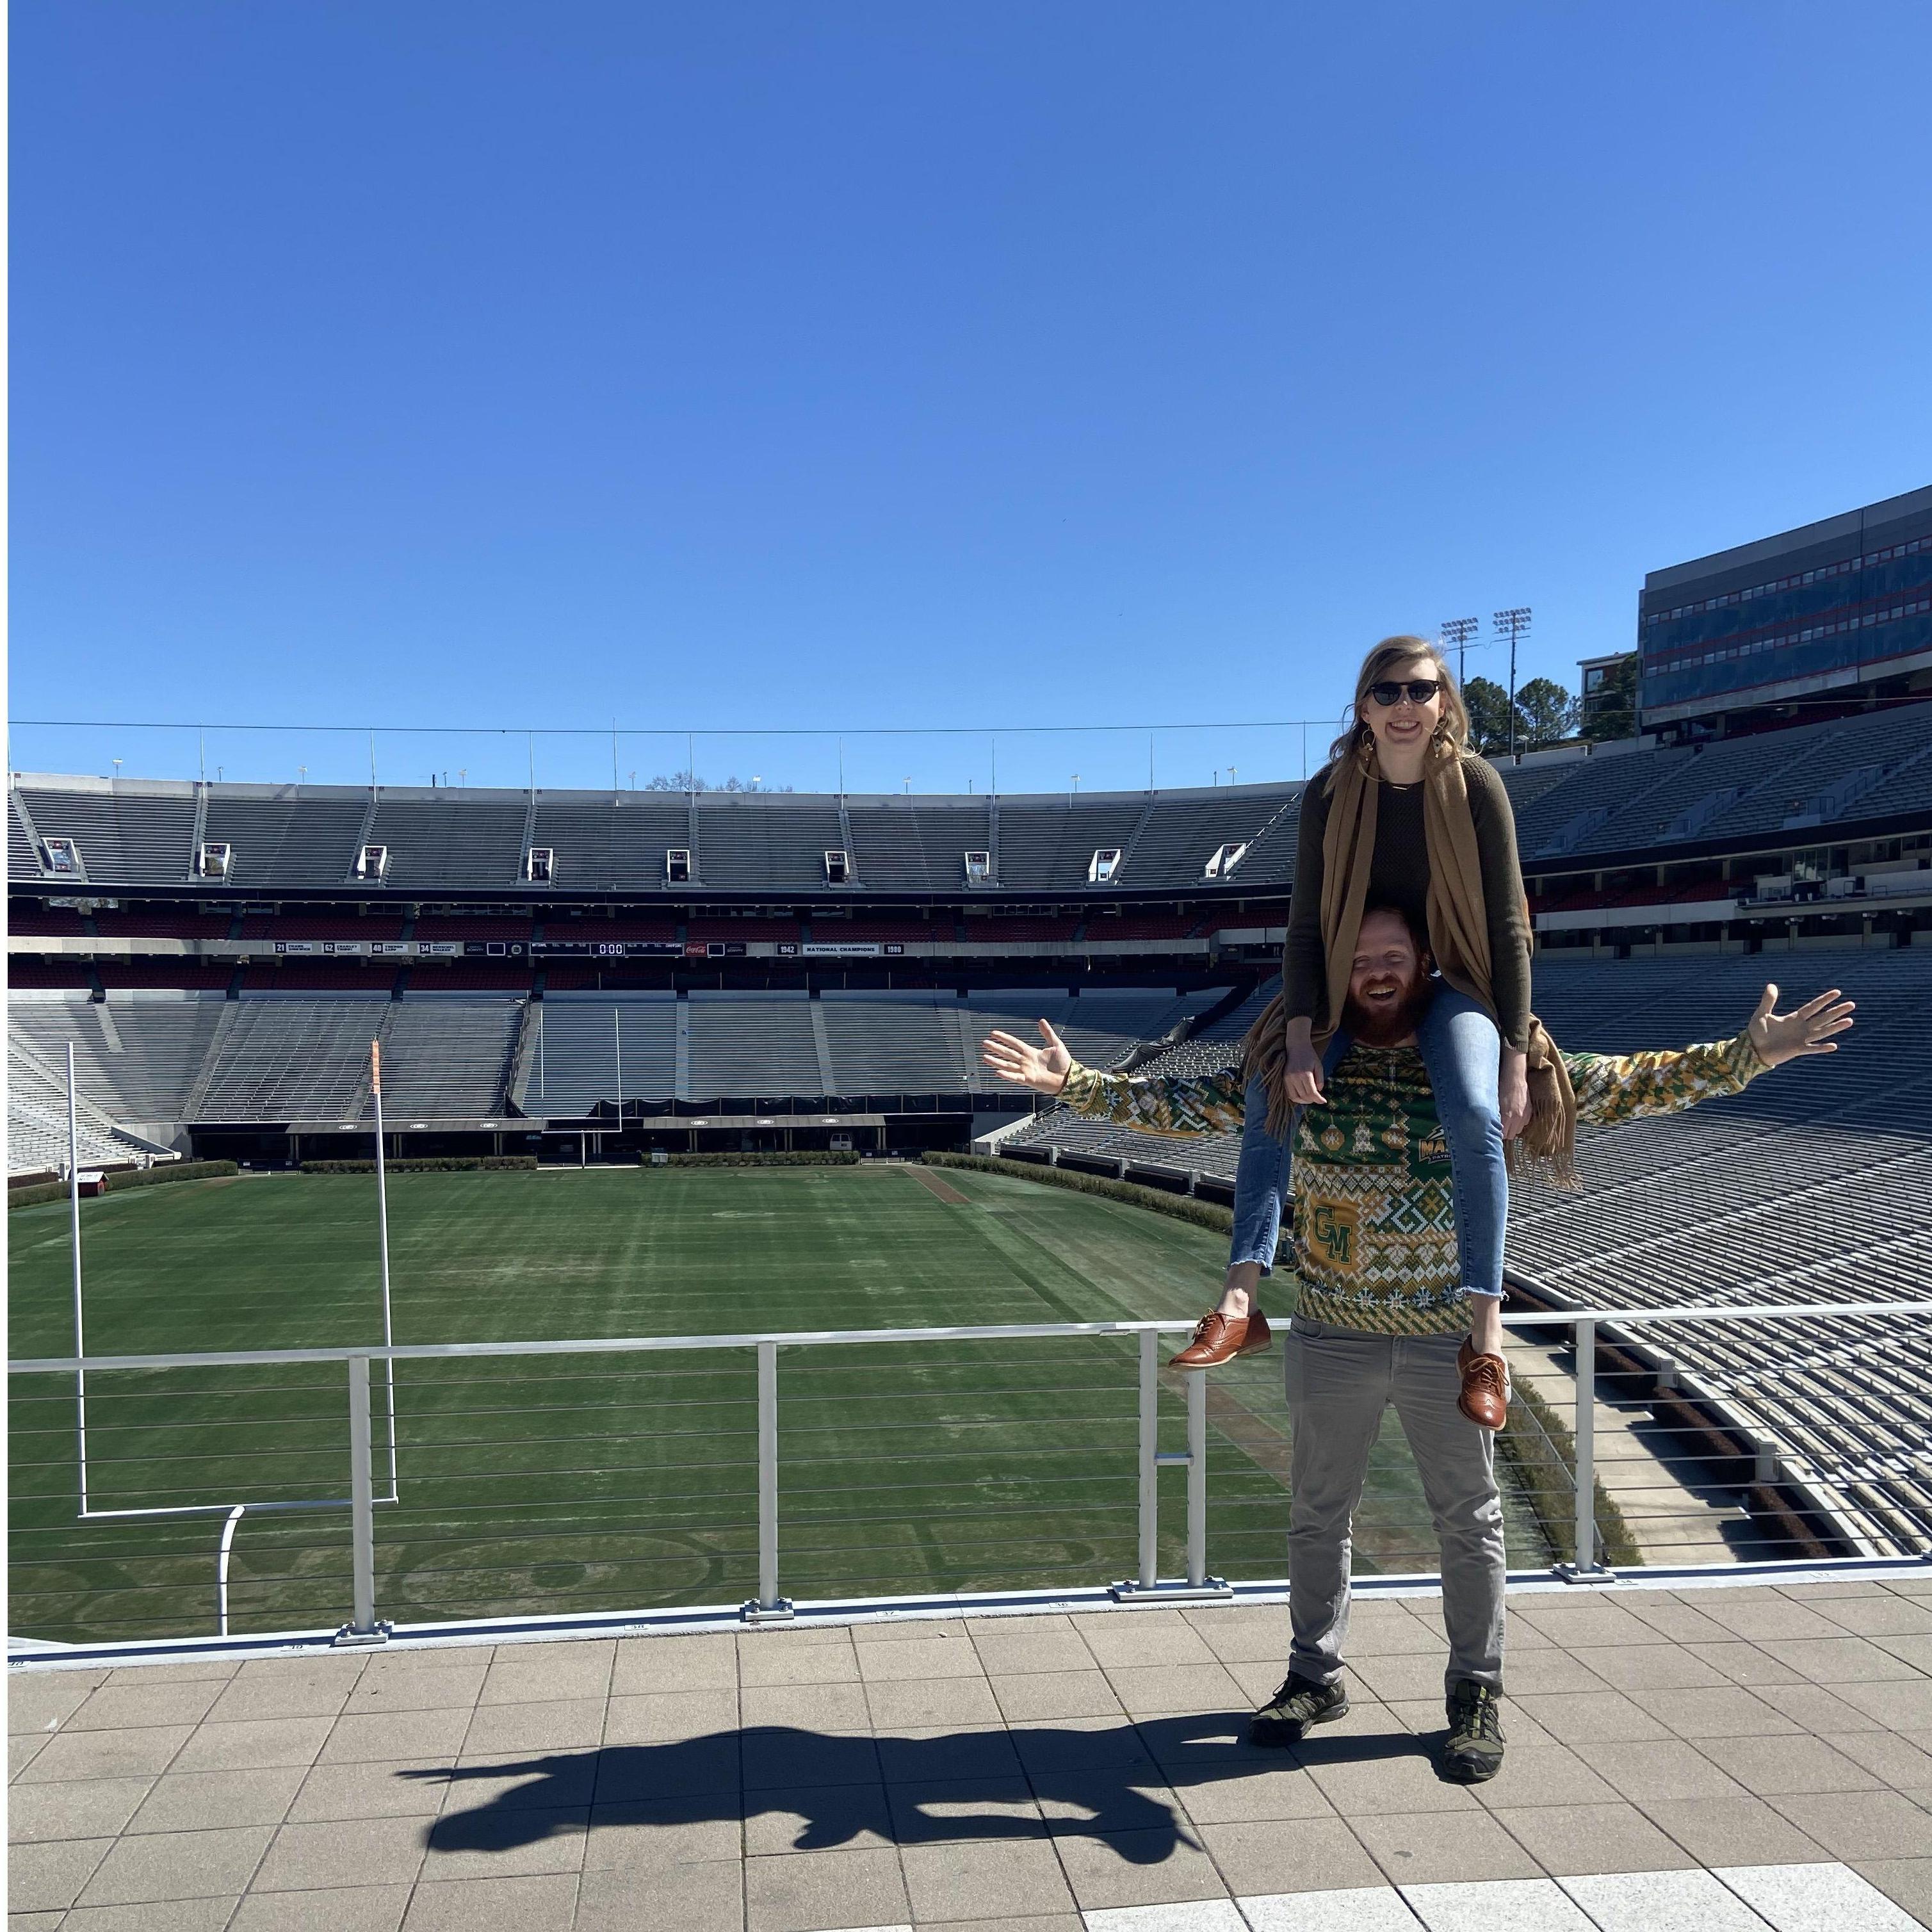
300, 1156, 539, 1174
8, 1181, 69, 1208
645, 1151, 861, 1168
8, 1159, 239, 1209
922, 1150, 1236, 1237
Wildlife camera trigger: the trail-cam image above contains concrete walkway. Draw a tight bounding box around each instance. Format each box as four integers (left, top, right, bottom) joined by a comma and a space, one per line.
10, 1574, 1932, 1929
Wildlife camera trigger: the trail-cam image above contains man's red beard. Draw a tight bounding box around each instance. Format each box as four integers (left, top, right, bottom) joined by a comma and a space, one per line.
1342, 970, 1435, 1047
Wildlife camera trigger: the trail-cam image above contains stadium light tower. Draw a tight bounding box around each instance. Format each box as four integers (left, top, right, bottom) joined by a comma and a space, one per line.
1440, 617, 1480, 688
1493, 606, 1532, 758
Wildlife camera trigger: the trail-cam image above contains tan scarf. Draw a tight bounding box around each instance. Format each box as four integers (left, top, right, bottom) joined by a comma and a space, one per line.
1243, 733, 1579, 1185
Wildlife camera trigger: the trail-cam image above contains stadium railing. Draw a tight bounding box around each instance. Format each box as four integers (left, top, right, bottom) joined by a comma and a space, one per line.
10, 1299, 1932, 1666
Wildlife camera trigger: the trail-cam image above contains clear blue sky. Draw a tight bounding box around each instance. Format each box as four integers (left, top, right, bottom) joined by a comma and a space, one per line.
12, 1, 1930, 796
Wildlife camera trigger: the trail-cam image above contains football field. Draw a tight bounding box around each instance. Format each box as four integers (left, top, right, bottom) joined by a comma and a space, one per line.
8, 1164, 1546, 1644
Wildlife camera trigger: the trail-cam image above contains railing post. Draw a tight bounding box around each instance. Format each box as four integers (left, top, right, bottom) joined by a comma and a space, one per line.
1561, 1317, 1607, 1581
334, 1355, 389, 1645
743, 1339, 793, 1622
1137, 1329, 1159, 1588
1114, 1332, 1231, 1603
1185, 1367, 1208, 1587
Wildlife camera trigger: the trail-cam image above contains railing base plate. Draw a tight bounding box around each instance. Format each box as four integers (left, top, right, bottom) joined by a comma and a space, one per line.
1108, 1579, 1234, 1605
331, 1622, 393, 1648
1554, 1564, 1616, 1586
740, 1599, 796, 1625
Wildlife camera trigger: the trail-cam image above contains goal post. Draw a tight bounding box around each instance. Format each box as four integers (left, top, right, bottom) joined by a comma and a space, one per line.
61, 1035, 403, 1634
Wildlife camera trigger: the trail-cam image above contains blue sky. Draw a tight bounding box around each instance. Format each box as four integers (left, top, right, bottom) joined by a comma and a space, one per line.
12, 1, 1931, 796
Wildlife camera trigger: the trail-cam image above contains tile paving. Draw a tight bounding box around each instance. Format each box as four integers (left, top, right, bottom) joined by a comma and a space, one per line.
6, 1577, 1932, 1928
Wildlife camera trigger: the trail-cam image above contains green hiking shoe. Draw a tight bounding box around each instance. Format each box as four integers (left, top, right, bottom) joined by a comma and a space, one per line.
1249, 1672, 1349, 1747
1442, 1679, 1506, 1782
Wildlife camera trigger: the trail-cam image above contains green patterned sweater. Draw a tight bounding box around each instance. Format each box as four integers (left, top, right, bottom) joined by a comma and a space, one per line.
1060, 1030, 1771, 1335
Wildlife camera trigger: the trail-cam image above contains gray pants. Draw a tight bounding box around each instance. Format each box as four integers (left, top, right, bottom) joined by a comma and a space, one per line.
1284, 1316, 1506, 1694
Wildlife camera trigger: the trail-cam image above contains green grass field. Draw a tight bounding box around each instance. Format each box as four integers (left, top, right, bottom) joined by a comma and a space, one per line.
8, 1164, 1546, 1644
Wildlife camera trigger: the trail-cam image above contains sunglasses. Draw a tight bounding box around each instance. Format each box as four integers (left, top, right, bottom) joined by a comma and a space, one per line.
1368, 679, 1442, 707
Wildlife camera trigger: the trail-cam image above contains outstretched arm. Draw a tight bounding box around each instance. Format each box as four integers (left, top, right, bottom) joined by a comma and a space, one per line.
980, 1022, 1248, 1137
1564, 983, 1855, 1127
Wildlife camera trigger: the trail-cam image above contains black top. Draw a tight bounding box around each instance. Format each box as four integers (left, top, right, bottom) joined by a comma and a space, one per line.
1284, 756, 1532, 1050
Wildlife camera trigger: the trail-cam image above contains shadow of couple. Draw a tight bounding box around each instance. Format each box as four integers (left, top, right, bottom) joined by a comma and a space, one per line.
405, 1708, 1435, 1862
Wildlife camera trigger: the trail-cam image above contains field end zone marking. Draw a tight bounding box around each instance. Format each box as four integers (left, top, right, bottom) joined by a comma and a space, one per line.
904, 1166, 970, 1205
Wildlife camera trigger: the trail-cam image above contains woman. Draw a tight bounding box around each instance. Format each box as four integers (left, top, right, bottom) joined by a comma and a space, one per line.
1174, 635, 1574, 1406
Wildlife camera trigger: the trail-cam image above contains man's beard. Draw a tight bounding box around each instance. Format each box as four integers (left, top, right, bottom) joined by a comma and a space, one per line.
1342, 973, 1434, 1048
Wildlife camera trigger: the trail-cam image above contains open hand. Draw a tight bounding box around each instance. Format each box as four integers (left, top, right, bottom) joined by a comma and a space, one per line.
1748, 984, 1856, 1068
980, 1021, 1072, 1096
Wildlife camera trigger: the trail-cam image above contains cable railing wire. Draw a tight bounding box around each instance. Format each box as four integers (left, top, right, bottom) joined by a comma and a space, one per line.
10, 1303, 1931, 1652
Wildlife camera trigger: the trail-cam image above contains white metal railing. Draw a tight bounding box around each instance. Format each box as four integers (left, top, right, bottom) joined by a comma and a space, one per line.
10, 1299, 1932, 1657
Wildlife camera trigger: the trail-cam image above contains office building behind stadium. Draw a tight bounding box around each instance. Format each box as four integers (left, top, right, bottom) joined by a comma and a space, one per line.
1640, 483, 1932, 738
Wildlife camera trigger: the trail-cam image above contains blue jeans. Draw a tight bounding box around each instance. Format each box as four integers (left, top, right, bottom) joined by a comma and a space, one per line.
1229, 984, 1507, 1298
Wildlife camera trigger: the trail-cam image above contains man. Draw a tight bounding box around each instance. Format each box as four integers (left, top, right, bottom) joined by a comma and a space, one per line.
980, 906, 1853, 1782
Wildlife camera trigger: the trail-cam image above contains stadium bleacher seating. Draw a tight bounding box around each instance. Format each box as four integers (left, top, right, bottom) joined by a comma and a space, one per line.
189, 994, 392, 1123
10, 726, 1931, 1555
685, 916, 802, 941
412, 962, 537, 991
199, 790, 378, 888
382, 996, 526, 1116
14, 784, 199, 884
90, 910, 234, 939
9, 907, 92, 937
526, 796, 697, 892
959, 916, 1082, 941
1084, 913, 1201, 940
842, 803, 995, 890
8, 961, 95, 991
240, 962, 398, 991
500, 985, 1220, 1112
360, 794, 532, 889
411, 915, 533, 941
10, 991, 232, 1133
11, 702, 1929, 902
688, 792, 848, 891
1005, 949, 1932, 1552
809, 918, 943, 941
517, 993, 678, 1116
250, 914, 408, 940
97, 962, 235, 991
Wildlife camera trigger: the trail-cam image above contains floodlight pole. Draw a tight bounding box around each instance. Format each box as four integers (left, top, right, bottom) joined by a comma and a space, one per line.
68, 1043, 88, 1514
1440, 616, 1480, 689
370, 1043, 398, 1496
1494, 607, 1532, 759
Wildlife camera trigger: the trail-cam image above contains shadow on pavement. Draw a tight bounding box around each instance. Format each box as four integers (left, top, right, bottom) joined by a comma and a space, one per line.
408, 1709, 1436, 1862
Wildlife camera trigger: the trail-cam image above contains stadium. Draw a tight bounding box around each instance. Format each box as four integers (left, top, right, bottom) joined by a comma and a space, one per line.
12, 660, 1932, 1657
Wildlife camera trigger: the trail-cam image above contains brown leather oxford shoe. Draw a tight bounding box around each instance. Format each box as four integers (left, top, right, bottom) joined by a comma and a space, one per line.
1169, 1308, 1272, 1369
1457, 1338, 1509, 1430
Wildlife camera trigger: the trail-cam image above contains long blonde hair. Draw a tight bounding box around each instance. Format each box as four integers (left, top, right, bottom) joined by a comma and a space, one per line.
1326, 635, 1473, 772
